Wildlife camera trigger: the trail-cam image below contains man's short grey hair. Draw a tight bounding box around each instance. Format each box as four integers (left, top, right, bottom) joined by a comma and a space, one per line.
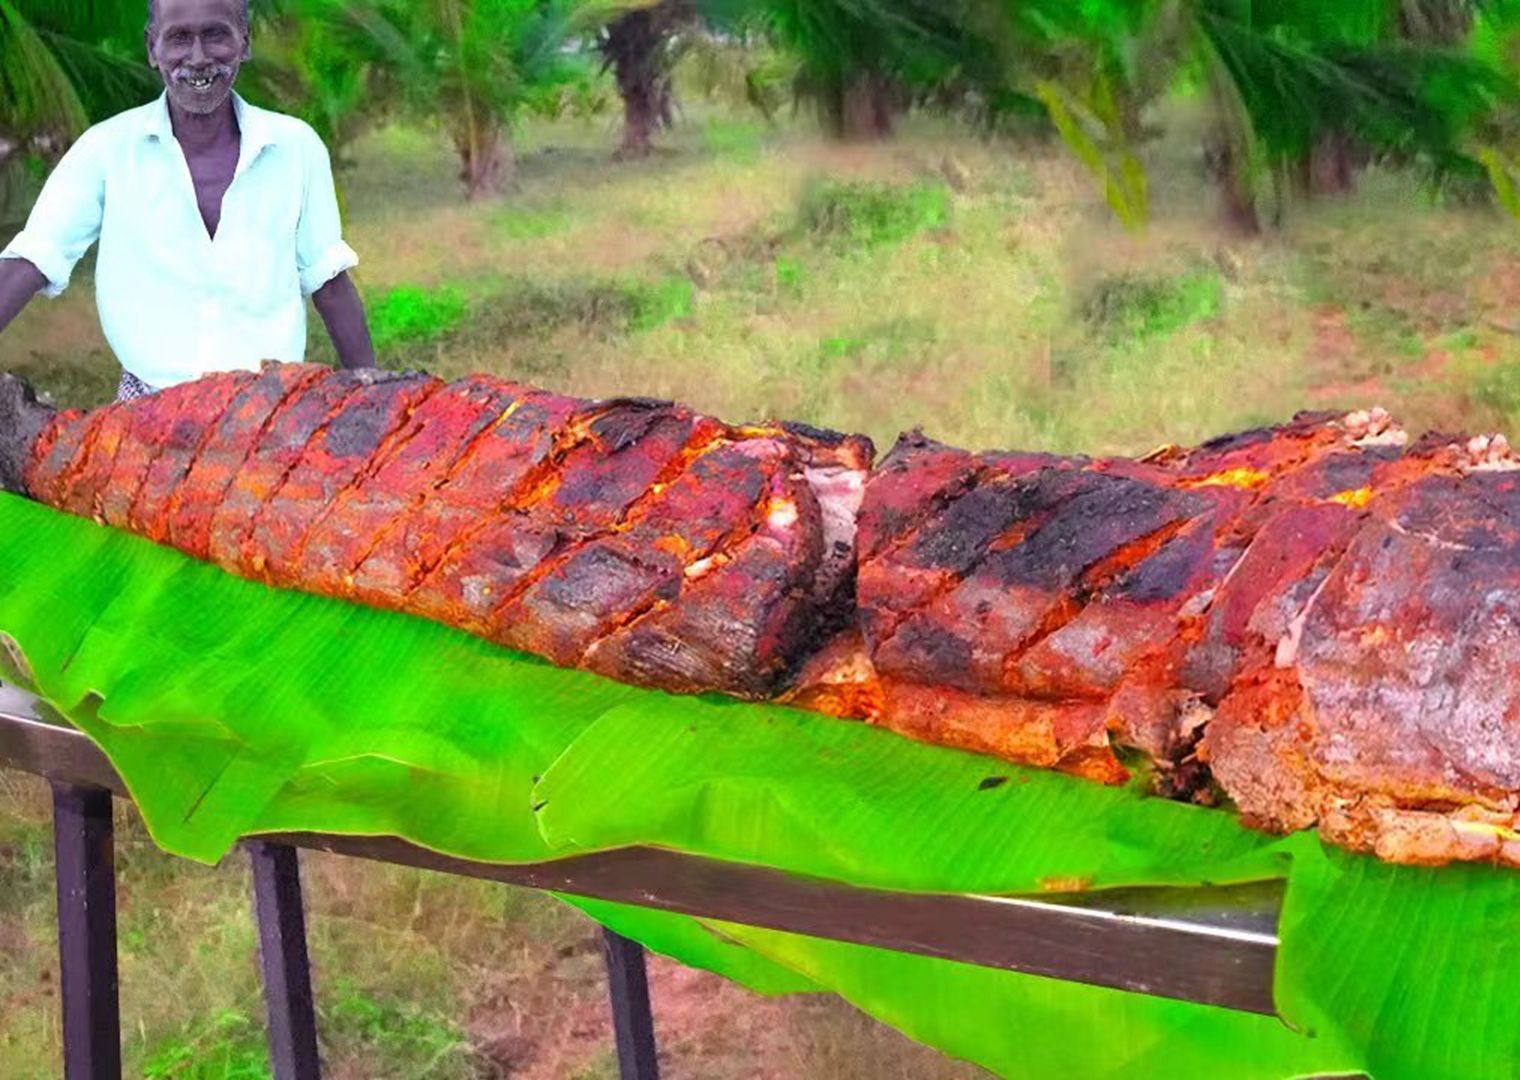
147, 0, 252, 30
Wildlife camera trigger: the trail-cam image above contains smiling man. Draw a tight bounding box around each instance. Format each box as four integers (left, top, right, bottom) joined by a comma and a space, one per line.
0, 0, 376, 401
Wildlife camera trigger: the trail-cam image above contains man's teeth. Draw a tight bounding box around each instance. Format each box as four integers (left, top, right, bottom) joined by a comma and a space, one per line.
186, 75, 215, 89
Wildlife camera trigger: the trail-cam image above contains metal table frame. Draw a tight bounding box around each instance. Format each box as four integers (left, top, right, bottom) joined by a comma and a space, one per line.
0, 686, 1283, 1080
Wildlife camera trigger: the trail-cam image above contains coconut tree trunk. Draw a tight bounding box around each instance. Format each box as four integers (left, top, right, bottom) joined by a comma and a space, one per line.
1203, 62, 1260, 236
1309, 131, 1357, 196
605, 8, 662, 157
1220, 160, 1260, 235
1206, 131, 1260, 235
836, 72, 897, 141
454, 122, 511, 199
602, 0, 692, 159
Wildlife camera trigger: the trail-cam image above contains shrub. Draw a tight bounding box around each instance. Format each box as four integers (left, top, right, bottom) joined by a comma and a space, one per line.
1082, 269, 1223, 342
367, 285, 469, 351
142, 1009, 268, 1080
625, 275, 695, 332
1471, 360, 1520, 419
798, 179, 952, 250
774, 256, 807, 293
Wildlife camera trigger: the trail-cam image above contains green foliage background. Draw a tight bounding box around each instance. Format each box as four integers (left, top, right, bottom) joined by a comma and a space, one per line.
8, 0, 1520, 223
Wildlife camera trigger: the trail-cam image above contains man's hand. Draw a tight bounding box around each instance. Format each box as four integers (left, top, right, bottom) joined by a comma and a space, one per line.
0, 258, 47, 338
312, 271, 377, 370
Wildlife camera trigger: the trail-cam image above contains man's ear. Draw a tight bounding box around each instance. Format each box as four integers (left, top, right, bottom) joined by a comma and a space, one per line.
145, 25, 157, 68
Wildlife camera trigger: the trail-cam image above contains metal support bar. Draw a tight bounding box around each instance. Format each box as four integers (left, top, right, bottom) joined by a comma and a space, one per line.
602, 929, 660, 1080
249, 841, 322, 1080
51, 782, 121, 1080
0, 696, 1285, 1017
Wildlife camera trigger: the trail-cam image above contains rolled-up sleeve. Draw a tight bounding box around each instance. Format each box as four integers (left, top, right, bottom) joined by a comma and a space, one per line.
294, 129, 358, 296
0, 132, 106, 297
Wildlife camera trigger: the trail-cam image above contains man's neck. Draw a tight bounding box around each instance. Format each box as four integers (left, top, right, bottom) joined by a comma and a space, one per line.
169, 97, 240, 155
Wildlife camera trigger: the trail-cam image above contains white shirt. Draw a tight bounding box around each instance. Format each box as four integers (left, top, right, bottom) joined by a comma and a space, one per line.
1, 92, 358, 388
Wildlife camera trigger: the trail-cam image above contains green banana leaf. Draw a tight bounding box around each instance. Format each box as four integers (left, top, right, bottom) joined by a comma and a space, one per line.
2, 491, 1519, 1079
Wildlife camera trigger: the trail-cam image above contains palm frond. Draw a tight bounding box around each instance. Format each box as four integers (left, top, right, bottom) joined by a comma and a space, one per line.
11, 0, 144, 44
1200, 7, 1514, 165
1035, 76, 1148, 227
243, 0, 380, 160
35, 30, 161, 121
0, 0, 89, 142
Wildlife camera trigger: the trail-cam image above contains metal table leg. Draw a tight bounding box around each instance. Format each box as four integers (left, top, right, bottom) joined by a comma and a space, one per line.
601, 928, 659, 1080
51, 783, 121, 1080
249, 841, 321, 1080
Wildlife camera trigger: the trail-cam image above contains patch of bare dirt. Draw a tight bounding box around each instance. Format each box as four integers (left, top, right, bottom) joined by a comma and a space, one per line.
455, 945, 601, 1076
1413, 348, 1453, 380
1307, 379, 1391, 409
1304, 304, 1396, 409
1307, 305, 1360, 372
1475, 254, 1520, 319
1375, 276, 1470, 332
643, 954, 990, 1080
0, 916, 27, 961
456, 922, 988, 1079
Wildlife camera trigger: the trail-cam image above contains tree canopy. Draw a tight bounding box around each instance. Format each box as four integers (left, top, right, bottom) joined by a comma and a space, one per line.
3, 0, 1520, 221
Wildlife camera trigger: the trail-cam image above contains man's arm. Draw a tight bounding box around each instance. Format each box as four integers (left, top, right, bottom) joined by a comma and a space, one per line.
296, 130, 370, 369
312, 271, 376, 369
0, 132, 106, 333
0, 258, 48, 336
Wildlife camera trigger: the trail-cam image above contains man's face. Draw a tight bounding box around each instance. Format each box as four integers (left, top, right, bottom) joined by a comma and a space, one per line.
146, 0, 251, 117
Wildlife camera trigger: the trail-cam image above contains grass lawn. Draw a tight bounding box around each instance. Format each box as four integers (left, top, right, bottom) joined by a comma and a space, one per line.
4, 98, 1520, 1076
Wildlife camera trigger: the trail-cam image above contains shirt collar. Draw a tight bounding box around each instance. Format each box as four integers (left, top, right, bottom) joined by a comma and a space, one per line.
143, 90, 276, 155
